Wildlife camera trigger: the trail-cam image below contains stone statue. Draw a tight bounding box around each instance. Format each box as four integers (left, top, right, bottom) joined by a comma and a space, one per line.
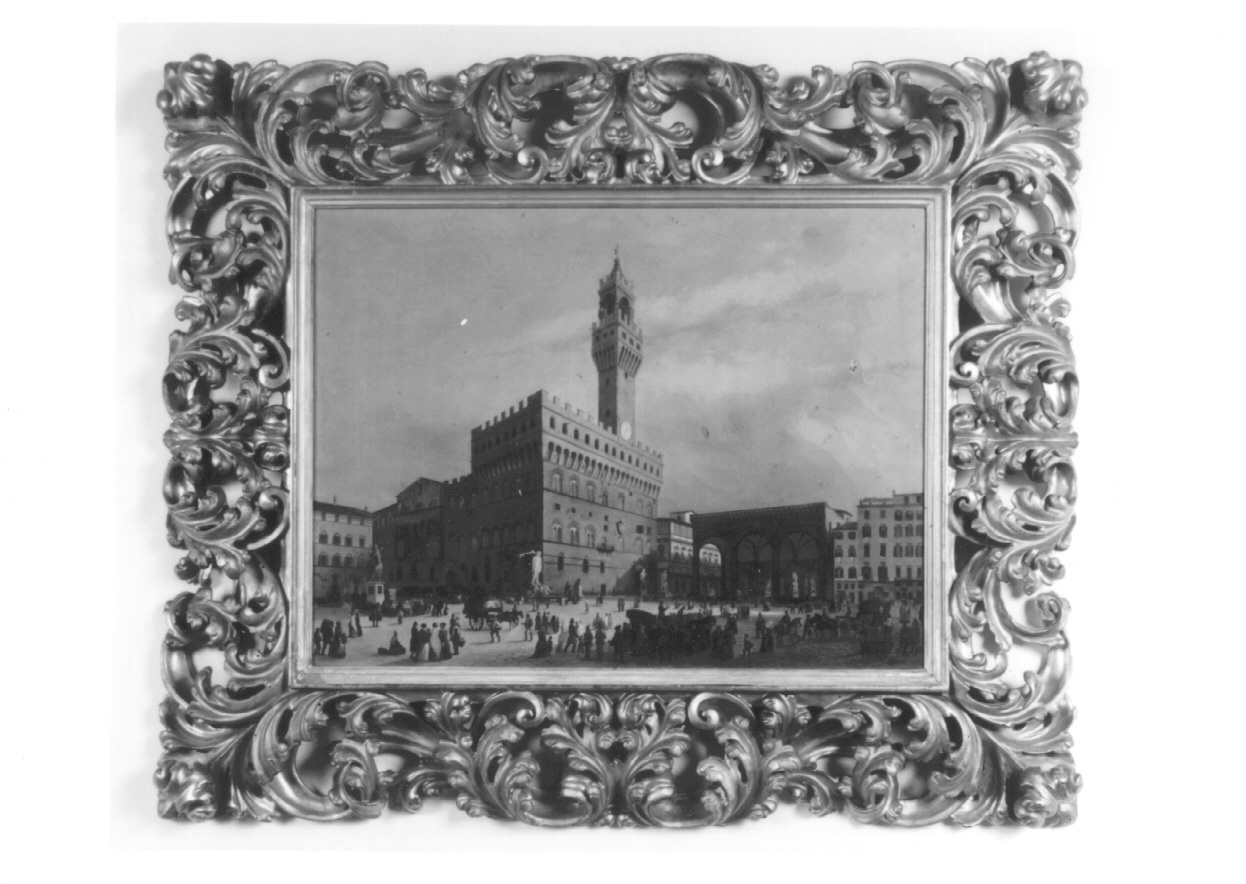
527, 550, 542, 592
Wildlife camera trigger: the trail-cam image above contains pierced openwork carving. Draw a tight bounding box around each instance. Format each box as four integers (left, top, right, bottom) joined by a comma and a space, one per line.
156, 51, 1083, 826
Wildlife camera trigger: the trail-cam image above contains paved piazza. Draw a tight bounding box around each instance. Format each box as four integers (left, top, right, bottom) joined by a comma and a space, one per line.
311, 597, 921, 670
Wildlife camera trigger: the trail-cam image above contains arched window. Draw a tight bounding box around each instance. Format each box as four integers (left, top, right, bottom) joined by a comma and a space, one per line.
906, 544, 914, 556
848, 546, 856, 558
617, 493, 625, 510
344, 535, 353, 546
862, 565, 872, 580
862, 510, 870, 519
895, 510, 903, 520
879, 525, 887, 538
553, 523, 563, 543
581, 558, 590, 573
878, 565, 889, 580
318, 532, 328, 544
332, 533, 341, 545
585, 527, 595, 548
848, 567, 857, 579
894, 544, 902, 556
646, 502, 654, 517
862, 525, 871, 538
551, 472, 563, 493
557, 553, 565, 571
569, 524, 580, 546
549, 417, 555, 429
586, 482, 595, 501
835, 546, 843, 557
600, 488, 609, 505
317, 554, 328, 566
332, 554, 342, 567
569, 477, 579, 498
834, 567, 843, 578
344, 554, 353, 567
359, 535, 366, 546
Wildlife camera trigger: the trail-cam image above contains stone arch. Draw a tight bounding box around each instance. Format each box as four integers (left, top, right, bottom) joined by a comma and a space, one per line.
736, 534, 774, 600
778, 532, 820, 600
695, 538, 727, 599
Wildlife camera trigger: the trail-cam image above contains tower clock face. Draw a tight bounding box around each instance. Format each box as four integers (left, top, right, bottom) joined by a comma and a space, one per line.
619, 420, 633, 441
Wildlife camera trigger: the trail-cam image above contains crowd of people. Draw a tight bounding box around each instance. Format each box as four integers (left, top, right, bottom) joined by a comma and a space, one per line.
312, 609, 366, 658
517, 602, 758, 664
314, 593, 923, 665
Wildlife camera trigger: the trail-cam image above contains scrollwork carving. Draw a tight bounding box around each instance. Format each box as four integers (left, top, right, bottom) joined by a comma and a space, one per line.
156, 50, 1083, 826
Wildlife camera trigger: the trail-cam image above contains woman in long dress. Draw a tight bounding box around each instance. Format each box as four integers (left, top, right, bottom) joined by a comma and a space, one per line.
418, 625, 433, 662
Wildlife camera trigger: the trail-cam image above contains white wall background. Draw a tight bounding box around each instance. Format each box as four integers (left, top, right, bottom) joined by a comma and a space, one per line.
13, 5, 1239, 880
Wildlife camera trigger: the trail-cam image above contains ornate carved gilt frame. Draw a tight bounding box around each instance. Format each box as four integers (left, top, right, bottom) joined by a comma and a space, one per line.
156, 51, 1083, 826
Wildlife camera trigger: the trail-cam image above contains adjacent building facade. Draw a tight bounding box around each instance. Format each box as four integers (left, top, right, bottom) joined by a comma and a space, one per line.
831, 492, 925, 607
312, 501, 375, 601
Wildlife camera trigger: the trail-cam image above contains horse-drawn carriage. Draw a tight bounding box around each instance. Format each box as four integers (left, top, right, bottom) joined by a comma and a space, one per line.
462, 595, 502, 630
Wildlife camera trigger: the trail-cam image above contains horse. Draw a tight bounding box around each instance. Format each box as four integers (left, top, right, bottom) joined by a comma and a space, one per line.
497, 610, 522, 628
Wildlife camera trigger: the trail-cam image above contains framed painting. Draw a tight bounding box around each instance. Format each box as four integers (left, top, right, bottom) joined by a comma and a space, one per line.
156, 50, 1084, 826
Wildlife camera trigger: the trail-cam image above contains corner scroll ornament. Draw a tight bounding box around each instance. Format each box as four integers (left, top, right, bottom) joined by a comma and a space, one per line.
156, 51, 1084, 826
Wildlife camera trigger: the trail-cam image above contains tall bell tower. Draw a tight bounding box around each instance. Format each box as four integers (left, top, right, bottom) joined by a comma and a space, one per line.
591, 250, 643, 441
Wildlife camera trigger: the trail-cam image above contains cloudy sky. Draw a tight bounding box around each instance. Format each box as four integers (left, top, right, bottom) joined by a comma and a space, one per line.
314, 202, 927, 515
